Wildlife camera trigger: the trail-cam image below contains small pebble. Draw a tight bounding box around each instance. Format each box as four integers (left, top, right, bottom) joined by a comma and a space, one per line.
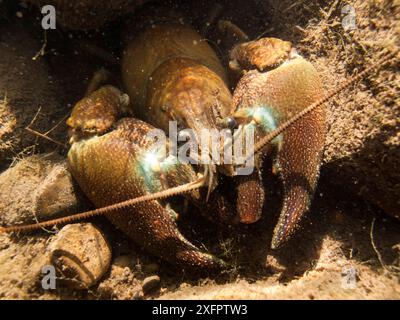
142, 275, 161, 295
0, 155, 86, 226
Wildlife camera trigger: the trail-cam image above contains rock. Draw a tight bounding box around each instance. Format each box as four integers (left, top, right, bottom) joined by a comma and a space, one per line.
47, 223, 112, 290
142, 275, 161, 295
35, 162, 83, 218
0, 154, 87, 226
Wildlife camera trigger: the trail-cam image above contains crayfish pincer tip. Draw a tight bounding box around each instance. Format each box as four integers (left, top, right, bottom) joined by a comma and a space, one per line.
270, 238, 282, 250
177, 251, 227, 273
270, 233, 281, 250
270, 223, 291, 250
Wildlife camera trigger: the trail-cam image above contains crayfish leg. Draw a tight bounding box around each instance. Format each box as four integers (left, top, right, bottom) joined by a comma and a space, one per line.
235, 169, 265, 224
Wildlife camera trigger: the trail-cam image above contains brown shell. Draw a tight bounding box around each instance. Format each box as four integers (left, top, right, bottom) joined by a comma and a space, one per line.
48, 223, 112, 289
122, 23, 233, 141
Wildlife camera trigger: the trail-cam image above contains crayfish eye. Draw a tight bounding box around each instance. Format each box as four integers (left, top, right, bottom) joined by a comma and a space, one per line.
225, 117, 238, 130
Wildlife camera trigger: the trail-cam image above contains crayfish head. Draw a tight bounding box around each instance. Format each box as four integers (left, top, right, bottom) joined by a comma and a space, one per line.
67, 85, 130, 144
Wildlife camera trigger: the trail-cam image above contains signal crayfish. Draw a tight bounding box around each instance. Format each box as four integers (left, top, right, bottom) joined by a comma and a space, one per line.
1, 7, 398, 273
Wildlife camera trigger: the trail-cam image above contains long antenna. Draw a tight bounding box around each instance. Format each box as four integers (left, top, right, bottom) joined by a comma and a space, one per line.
1, 49, 397, 234
0, 175, 205, 234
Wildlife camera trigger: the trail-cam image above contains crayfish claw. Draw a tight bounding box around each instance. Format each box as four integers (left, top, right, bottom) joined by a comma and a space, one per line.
235, 169, 264, 224
231, 40, 326, 248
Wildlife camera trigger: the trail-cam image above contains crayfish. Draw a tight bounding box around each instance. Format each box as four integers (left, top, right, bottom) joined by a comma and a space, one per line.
0, 7, 398, 272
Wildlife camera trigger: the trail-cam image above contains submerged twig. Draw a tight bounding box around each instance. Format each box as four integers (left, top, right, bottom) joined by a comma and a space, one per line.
25, 107, 67, 147
370, 217, 387, 270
